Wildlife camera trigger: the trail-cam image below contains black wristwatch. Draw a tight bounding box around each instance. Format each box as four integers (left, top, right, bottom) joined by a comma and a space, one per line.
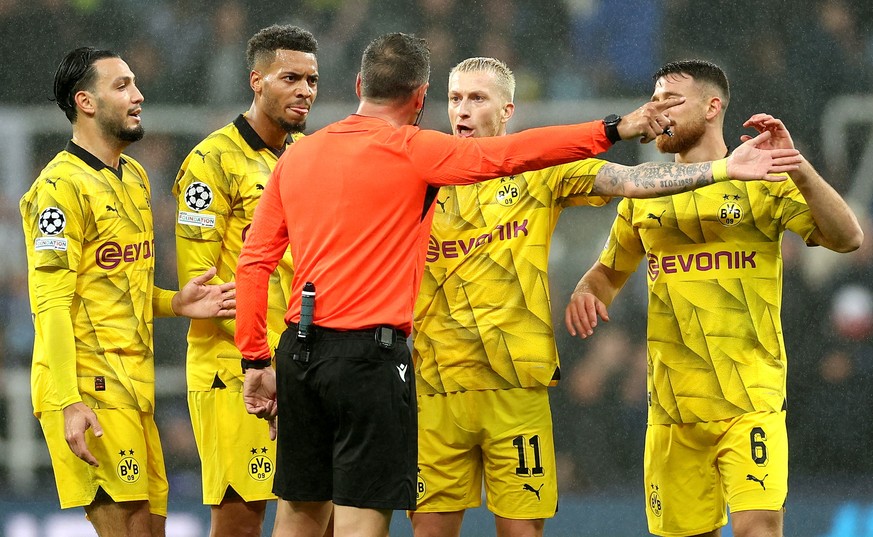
241, 357, 271, 373
603, 114, 622, 144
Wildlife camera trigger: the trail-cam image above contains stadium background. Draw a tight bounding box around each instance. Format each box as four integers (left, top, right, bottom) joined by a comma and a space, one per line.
1, 0, 873, 535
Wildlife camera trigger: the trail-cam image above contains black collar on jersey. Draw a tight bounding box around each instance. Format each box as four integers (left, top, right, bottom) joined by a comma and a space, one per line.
234, 114, 294, 158
65, 140, 127, 179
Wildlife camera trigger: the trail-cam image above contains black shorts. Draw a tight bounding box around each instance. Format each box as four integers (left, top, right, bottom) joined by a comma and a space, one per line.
273, 325, 417, 509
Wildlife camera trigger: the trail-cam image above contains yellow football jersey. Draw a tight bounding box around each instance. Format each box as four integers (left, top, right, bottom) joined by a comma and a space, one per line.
599, 179, 817, 424
174, 115, 301, 390
21, 142, 158, 413
414, 158, 609, 394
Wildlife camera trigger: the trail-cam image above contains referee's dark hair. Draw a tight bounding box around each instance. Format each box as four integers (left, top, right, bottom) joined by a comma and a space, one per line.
53, 47, 120, 124
246, 25, 318, 72
654, 59, 730, 110
360, 32, 430, 103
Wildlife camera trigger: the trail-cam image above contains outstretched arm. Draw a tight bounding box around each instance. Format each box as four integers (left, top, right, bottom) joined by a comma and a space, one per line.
590, 130, 802, 198
153, 267, 237, 319
565, 262, 632, 339
742, 114, 863, 252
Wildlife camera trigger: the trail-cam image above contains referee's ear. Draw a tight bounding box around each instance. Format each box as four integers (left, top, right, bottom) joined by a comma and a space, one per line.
413, 83, 429, 110
355, 73, 363, 99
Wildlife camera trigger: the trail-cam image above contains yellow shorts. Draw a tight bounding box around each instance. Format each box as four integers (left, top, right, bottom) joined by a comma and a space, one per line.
188, 388, 277, 504
645, 410, 788, 537
415, 387, 557, 519
39, 408, 168, 516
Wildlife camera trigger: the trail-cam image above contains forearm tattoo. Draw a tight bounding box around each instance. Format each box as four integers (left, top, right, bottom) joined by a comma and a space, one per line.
592, 161, 715, 197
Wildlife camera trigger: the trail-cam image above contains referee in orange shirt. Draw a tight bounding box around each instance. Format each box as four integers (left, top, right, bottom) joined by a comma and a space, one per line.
233, 32, 797, 537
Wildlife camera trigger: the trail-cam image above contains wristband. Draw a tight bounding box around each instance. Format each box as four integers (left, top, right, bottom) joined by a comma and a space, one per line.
241, 357, 271, 373
711, 158, 729, 182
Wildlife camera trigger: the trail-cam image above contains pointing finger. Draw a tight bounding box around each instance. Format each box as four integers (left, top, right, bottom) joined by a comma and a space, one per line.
652, 96, 685, 112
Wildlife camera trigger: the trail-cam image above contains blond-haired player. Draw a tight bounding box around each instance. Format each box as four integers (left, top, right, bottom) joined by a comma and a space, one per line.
411, 57, 804, 537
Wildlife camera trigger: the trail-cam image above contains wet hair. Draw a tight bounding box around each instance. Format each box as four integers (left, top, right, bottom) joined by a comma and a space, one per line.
450, 57, 515, 102
360, 32, 430, 102
246, 25, 318, 71
53, 47, 120, 123
654, 59, 730, 109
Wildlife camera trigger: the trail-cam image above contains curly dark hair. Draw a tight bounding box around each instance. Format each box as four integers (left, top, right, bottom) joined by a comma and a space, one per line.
246, 25, 318, 71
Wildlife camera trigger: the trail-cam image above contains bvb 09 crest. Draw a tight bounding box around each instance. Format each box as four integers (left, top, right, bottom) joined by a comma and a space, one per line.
116, 450, 141, 484
248, 450, 274, 482
718, 200, 743, 227
416, 469, 426, 501
649, 484, 662, 517
495, 177, 520, 207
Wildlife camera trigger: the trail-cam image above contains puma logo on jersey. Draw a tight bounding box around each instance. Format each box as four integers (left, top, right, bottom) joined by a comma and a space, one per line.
106, 205, 118, 213
436, 196, 450, 212
647, 210, 666, 226
522, 483, 544, 500
44, 178, 59, 188
396, 363, 408, 382
194, 149, 210, 162
255, 184, 265, 190
746, 473, 768, 490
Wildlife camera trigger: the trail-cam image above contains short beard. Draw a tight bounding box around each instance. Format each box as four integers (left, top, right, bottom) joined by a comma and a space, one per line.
277, 117, 305, 134
98, 112, 144, 144
118, 124, 145, 142
656, 116, 705, 155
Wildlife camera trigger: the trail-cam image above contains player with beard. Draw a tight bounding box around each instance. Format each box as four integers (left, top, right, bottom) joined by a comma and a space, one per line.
565, 59, 863, 537
173, 25, 319, 537
20, 47, 237, 537
411, 57, 806, 537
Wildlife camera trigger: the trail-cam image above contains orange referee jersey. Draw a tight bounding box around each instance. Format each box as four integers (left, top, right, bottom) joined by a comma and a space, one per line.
236, 114, 611, 360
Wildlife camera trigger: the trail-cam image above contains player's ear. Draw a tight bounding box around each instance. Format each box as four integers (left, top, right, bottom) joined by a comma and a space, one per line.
706, 96, 723, 121
501, 101, 515, 124
74, 90, 96, 117
250, 70, 262, 93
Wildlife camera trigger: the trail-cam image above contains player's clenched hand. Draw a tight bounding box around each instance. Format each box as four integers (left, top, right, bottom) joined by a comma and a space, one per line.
63, 402, 103, 467
618, 97, 684, 144
726, 130, 801, 182
173, 267, 237, 319
243, 367, 278, 421
740, 113, 795, 150
565, 290, 609, 339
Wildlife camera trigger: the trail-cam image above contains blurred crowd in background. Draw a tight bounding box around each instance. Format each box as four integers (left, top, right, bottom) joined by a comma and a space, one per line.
1, 0, 873, 501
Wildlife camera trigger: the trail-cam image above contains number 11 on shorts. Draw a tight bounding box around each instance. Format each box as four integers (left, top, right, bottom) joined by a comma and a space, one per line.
513, 435, 544, 477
